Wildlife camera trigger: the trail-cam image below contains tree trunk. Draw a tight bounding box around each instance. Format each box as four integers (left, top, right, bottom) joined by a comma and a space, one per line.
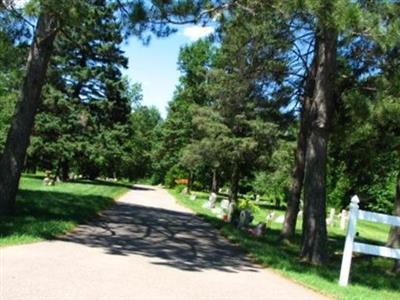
300, 23, 337, 265
387, 170, 400, 275
187, 171, 194, 194
0, 12, 58, 215
229, 163, 240, 203
281, 52, 318, 240
58, 158, 70, 181
211, 168, 218, 193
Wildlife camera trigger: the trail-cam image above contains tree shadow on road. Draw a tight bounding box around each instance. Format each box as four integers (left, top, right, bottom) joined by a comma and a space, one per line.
0, 190, 115, 243
61, 201, 259, 273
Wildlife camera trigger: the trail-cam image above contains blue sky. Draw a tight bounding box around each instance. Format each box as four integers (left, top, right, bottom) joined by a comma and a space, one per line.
13, 0, 213, 118
121, 25, 214, 118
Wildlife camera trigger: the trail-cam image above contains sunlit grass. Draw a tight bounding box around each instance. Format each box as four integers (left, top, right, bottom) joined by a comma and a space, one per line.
0, 174, 130, 246
170, 189, 399, 300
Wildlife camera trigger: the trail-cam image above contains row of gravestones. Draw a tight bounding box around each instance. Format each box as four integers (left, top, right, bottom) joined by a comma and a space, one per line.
265, 208, 349, 230
43, 171, 58, 186
213, 189, 350, 229
43, 172, 87, 186
190, 192, 350, 234
197, 193, 266, 237
328, 208, 350, 230
200, 193, 236, 222
218, 188, 263, 203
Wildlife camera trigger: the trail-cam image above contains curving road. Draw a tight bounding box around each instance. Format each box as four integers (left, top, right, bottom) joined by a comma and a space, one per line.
1, 185, 328, 300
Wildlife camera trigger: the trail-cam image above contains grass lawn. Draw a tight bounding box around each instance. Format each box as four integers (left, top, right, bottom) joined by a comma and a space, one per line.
169, 189, 400, 300
0, 174, 130, 246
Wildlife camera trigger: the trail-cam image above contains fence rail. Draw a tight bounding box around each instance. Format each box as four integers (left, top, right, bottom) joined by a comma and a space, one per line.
358, 210, 400, 227
338, 195, 400, 287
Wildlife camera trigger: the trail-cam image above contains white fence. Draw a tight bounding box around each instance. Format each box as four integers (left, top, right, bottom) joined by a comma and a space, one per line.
339, 195, 400, 286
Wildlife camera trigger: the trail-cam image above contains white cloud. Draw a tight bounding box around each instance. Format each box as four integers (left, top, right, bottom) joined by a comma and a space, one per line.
183, 26, 214, 41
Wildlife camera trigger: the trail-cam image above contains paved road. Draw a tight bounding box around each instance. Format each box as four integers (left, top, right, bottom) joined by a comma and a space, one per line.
1, 185, 327, 300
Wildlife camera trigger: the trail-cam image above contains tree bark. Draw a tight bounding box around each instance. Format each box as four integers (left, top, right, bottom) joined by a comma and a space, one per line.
300, 22, 337, 265
58, 158, 70, 181
0, 12, 58, 215
281, 57, 317, 240
229, 163, 240, 203
211, 168, 218, 193
187, 171, 194, 194
387, 170, 400, 275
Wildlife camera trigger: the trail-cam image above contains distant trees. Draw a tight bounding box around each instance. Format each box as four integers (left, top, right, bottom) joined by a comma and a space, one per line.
0, 0, 224, 215
152, 40, 215, 186
27, 0, 133, 180
157, 0, 400, 266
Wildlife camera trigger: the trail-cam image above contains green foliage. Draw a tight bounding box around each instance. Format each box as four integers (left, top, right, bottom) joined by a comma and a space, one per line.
123, 105, 162, 179
328, 37, 400, 213
252, 137, 295, 203
327, 161, 352, 209
152, 39, 216, 184
164, 165, 188, 188
26, 0, 143, 180
0, 11, 29, 153
237, 198, 262, 215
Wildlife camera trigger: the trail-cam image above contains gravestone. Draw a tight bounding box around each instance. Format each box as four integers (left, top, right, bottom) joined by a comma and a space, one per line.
220, 199, 230, 210
43, 170, 55, 186
209, 192, 217, 207
326, 208, 336, 226
190, 194, 197, 201
238, 209, 253, 228
227, 202, 236, 222
248, 223, 266, 237
274, 215, 284, 224
217, 199, 231, 220
256, 194, 261, 203
202, 192, 217, 209
340, 209, 349, 230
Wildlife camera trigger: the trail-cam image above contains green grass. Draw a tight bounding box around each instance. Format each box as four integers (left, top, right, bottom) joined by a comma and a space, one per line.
170, 189, 400, 300
0, 174, 130, 246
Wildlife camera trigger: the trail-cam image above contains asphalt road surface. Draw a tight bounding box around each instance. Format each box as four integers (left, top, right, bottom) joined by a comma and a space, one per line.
1, 185, 328, 300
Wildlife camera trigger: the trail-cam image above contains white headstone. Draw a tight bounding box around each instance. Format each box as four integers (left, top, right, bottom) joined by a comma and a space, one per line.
340, 209, 348, 230
274, 215, 285, 224
220, 199, 230, 210
190, 194, 197, 201
209, 192, 217, 207
203, 192, 217, 209
326, 208, 336, 226
256, 194, 260, 202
